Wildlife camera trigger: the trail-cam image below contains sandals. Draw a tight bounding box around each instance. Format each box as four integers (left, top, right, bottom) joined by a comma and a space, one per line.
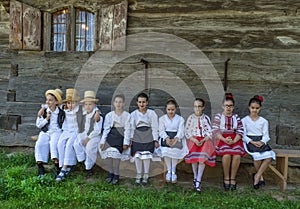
223, 179, 230, 191
56, 170, 67, 181
230, 179, 237, 191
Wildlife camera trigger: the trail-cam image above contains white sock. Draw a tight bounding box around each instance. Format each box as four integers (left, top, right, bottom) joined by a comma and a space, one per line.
192, 163, 198, 179
171, 158, 178, 173
143, 159, 150, 174
164, 157, 172, 172
196, 163, 205, 182
135, 158, 143, 174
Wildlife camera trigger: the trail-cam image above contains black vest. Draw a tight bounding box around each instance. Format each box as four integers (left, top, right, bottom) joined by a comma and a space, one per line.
41, 107, 65, 132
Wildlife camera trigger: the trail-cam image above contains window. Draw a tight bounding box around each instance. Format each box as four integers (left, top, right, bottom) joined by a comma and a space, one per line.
51, 8, 94, 52
75, 9, 95, 51
10, 1, 127, 52
51, 9, 69, 51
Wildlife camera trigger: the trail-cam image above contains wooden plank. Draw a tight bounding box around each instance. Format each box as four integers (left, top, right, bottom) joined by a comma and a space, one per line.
99, 5, 114, 50
273, 149, 300, 157
22, 3, 41, 50
112, 0, 128, 51
43, 12, 51, 51
9, 0, 23, 49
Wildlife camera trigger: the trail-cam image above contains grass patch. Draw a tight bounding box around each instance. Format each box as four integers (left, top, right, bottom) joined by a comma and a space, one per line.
0, 148, 299, 209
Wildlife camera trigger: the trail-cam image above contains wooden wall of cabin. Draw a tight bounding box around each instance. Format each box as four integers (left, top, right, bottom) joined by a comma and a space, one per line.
0, 0, 299, 151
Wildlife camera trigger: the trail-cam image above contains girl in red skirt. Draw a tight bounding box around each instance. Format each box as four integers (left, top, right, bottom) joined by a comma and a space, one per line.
185, 98, 216, 192
212, 93, 245, 191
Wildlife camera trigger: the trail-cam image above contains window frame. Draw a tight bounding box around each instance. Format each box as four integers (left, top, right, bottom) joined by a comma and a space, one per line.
50, 7, 95, 52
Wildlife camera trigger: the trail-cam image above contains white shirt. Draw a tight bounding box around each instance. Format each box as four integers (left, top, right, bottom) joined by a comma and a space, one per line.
100, 111, 131, 145
36, 106, 61, 133
62, 105, 80, 133
185, 113, 212, 139
159, 114, 185, 140
130, 109, 159, 141
242, 116, 270, 144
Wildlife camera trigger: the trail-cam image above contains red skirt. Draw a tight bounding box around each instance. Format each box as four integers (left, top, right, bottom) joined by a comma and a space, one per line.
185, 136, 216, 167
215, 133, 246, 157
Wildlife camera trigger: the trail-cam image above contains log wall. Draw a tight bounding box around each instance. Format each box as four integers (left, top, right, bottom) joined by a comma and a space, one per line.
0, 1, 299, 152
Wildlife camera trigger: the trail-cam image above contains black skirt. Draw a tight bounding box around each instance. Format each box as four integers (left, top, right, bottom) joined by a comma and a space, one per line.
246, 135, 272, 153
103, 127, 124, 153
131, 126, 155, 156
160, 131, 183, 149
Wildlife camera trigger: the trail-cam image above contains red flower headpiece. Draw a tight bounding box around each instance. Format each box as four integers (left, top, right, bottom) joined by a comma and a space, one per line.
257, 95, 263, 102
226, 93, 234, 99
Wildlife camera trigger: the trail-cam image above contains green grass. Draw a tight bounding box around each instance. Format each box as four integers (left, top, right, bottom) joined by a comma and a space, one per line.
0, 149, 299, 209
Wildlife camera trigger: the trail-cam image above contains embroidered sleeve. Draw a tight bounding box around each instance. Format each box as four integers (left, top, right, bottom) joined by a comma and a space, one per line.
212, 113, 221, 136
185, 115, 193, 140
203, 115, 212, 139
235, 114, 244, 137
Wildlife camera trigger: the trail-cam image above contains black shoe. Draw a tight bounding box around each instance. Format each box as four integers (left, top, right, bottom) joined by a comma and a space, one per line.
253, 174, 260, 190
194, 181, 201, 193
107, 173, 114, 183
86, 169, 93, 177
112, 175, 119, 185
37, 164, 45, 177
223, 179, 230, 191
259, 180, 265, 187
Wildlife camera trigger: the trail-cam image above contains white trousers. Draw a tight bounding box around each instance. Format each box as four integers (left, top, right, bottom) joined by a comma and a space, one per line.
35, 130, 62, 163
73, 132, 100, 170
57, 131, 77, 168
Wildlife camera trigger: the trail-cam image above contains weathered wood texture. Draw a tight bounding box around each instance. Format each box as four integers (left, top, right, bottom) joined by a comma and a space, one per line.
0, 0, 299, 151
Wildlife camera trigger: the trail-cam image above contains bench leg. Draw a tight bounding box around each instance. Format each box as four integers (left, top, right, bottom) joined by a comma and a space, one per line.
276, 156, 288, 191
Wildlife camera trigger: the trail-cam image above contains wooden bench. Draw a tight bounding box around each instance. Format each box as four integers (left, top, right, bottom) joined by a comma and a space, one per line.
268, 149, 300, 191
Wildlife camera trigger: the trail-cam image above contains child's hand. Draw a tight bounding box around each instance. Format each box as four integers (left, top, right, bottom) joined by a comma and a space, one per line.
123, 145, 129, 150
100, 144, 104, 150
94, 111, 100, 122
154, 141, 160, 148
46, 111, 51, 120
38, 107, 45, 117
82, 137, 90, 146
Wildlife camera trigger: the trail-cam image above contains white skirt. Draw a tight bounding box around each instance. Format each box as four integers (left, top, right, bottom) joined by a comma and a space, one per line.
243, 142, 276, 161
99, 147, 130, 161
159, 139, 189, 159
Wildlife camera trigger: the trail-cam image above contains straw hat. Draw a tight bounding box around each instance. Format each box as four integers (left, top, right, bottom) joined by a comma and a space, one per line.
62, 88, 80, 102
80, 90, 99, 103
45, 88, 63, 105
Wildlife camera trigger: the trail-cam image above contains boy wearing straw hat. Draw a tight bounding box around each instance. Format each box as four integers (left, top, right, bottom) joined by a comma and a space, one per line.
73, 90, 103, 176
35, 88, 65, 176
56, 88, 82, 181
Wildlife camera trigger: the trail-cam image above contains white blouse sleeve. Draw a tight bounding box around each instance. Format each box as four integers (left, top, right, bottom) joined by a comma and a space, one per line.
175, 116, 185, 139
36, 116, 48, 129
129, 111, 136, 138
123, 112, 131, 145
159, 116, 169, 140
149, 110, 159, 141
261, 118, 270, 144
100, 112, 112, 144
242, 118, 252, 144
